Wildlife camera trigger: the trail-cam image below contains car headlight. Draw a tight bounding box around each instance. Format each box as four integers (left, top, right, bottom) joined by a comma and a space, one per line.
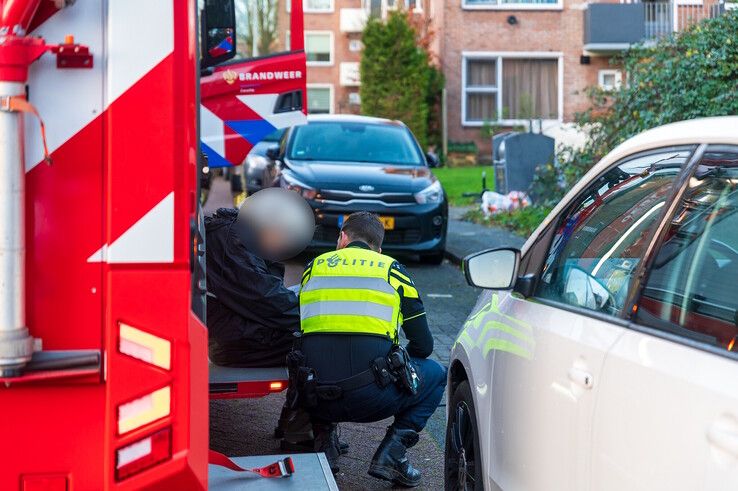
414, 180, 444, 204
280, 173, 318, 200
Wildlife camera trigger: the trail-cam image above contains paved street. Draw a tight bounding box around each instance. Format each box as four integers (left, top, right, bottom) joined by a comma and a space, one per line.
206, 177, 487, 489
210, 256, 480, 490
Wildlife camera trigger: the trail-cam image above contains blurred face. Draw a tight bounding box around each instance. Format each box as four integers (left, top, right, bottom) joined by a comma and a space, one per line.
237, 188, 315, 261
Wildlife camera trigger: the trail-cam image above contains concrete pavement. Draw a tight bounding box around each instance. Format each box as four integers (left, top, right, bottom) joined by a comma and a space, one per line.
445, 206, 526, 264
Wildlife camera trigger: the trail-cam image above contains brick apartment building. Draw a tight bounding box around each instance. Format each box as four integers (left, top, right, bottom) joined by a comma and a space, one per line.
439, 0, 726, 155
296, 0, 437, 115
240, 0, 726, 154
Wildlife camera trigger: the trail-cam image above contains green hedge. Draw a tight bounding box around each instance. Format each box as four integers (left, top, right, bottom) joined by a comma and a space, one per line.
536, 11, 738, 204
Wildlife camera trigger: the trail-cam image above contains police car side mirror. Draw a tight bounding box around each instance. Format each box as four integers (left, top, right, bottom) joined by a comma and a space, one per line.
463, 248, 520, 290
201, 0, 237, 69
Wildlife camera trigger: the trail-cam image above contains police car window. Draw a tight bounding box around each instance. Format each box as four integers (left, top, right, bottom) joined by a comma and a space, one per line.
535, 149, 690, 316
636, 149, 738, 356
233, 0, 291, 61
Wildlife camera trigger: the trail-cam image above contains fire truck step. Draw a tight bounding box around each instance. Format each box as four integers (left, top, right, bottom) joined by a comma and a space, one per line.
208, 452, 338, 490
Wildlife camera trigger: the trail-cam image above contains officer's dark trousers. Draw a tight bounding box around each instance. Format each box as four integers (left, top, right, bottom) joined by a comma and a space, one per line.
310, 358, 447, 432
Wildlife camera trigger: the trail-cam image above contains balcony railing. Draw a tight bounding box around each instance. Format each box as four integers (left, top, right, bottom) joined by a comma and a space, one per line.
585, 0, 726, 53
646, 1, 725, 39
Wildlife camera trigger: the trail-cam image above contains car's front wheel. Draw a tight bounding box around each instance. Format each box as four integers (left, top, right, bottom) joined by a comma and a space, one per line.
445, 380, 483, 491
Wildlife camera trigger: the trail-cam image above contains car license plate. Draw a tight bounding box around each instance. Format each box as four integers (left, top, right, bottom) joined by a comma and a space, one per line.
340, 215, 395, 230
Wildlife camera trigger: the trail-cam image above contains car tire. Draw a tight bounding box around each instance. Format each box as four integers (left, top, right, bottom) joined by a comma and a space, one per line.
445, 380, 483, 491
420, 252, 445, 265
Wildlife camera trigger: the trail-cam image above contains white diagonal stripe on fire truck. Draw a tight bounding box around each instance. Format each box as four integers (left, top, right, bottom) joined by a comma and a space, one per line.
24, 0, 104, 172
24, 0, 175, 172
87, 192, 174, 264
236, 94, 307, 131
106, 0, 174, 106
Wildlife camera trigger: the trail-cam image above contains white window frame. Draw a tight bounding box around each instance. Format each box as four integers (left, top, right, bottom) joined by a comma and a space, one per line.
304, 0, 335, 13
305, 31, 334, 67
462, 0, 562, 11
348, 39, 363, 52
409, 0, 423, 13
361, 0, 423, 17
307, 83, 335, 114
461, 51, 564, 127
287, 0, 335, 13
598, 69, 622, 91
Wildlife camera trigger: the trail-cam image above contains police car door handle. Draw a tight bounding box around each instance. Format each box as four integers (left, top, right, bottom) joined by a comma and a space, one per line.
567, 367, 594, 389
707, 418, 738, 457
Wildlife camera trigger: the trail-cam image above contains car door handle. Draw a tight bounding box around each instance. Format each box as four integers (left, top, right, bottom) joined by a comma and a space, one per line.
567, 367, 594, 389
707, 420, 738, 456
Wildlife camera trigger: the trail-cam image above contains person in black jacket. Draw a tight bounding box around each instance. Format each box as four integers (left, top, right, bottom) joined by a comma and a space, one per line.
205, 207, 299, 367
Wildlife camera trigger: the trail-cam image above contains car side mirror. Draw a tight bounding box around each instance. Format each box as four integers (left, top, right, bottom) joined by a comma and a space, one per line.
563, 267, 613, 312
266, 145, 280, 161
463, 248, 520, 289
425, 151, 441, 168
201, 0, 237, 69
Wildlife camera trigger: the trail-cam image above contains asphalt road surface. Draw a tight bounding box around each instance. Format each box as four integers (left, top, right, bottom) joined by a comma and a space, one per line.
206, 178, 482, 489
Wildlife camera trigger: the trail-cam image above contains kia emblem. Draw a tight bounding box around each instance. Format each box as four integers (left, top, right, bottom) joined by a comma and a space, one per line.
359, 185, 375, 192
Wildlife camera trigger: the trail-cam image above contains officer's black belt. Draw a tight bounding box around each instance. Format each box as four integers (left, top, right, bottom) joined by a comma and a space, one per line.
317, 368, 376, 393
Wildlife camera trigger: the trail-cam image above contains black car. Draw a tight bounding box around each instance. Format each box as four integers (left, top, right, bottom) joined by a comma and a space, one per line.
270, 115, 447, 263
242, 127, 286, 193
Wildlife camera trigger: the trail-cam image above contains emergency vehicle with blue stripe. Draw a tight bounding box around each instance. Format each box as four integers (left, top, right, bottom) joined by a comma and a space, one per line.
0, 0, 331, 489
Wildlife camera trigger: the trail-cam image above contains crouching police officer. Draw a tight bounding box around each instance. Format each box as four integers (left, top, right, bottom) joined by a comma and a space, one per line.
287, 211, 447, 487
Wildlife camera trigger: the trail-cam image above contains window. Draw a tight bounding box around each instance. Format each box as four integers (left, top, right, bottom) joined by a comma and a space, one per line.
362, 0, 420, 17
598, 69, 622, 91
340, 62, 361, 86
463, 0, 561, 9
307, 85, 333, 114
348, 92, 361, 105
305, 31, 333, 65
462, 54, 561, 125
535, 149, 690, 316
287, 0, 334, 12
305, 0, 334, 12
233, 0, 290, 60
636, 149, 738, 355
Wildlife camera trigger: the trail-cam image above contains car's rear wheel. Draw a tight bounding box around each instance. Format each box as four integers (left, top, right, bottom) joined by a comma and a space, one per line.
421, 251, 445, 265
445, 380, 483, 491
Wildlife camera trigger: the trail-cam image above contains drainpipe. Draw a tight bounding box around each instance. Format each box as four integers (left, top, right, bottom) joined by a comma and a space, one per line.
0, 0, 45, 376
441, 88, 447, 159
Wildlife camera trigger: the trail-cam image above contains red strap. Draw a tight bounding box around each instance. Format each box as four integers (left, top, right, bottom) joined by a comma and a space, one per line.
208, 449, 295, 478
208, 450, 248, 472
0, 95, 52, 165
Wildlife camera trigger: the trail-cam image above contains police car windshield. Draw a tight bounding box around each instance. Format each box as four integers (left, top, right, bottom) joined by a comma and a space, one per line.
288, 122, 424, 165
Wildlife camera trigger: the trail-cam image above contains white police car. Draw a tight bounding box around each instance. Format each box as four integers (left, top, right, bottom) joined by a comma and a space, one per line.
446, 117, 738, 490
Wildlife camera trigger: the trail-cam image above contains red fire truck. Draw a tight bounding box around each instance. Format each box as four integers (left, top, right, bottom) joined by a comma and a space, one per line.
0, 0, 329, 489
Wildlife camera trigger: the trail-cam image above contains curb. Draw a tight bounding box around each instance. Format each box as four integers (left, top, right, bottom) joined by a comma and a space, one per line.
443, 247, 464, 266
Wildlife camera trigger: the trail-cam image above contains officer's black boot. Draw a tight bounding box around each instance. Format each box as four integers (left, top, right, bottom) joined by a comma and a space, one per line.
313, 422, 341, 474
368, 426, 422, 487
276, 405, 313, 442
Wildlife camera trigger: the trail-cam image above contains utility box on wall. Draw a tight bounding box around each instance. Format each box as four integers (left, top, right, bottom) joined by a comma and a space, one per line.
493, 132, 555, 197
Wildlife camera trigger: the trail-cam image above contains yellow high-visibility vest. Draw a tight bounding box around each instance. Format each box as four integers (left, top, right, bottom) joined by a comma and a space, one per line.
299, 247, 402, 340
